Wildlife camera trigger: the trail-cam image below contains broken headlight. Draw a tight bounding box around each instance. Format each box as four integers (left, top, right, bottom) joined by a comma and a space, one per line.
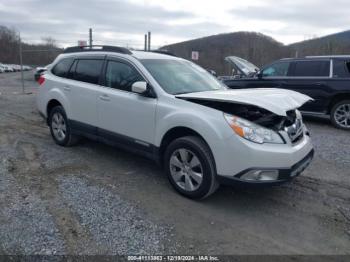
224, 114, 284, 144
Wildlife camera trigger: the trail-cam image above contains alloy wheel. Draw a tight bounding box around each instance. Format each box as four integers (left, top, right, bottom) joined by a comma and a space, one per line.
51, 112, 67, 141
334, 103, 350, 128
169, 148, 203, 192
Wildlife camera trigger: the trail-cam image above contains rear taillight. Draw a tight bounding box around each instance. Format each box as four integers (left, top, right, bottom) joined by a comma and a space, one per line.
38, 75, 45, 85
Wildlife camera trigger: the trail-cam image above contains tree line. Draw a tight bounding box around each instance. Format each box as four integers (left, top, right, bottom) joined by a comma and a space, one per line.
163, 31, 350, 75
0, 26, 62, 66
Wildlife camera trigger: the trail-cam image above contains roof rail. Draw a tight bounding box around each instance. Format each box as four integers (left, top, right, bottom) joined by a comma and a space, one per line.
305, 55, 350, 58
63, 45, 132, 55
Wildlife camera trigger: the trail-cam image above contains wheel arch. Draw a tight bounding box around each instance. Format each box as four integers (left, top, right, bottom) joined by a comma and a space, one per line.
155, 108, 233, 170
44, 87, 71, 121
158, 126, 213, 167
328, 93, 350, 114
47, 99, 62, 116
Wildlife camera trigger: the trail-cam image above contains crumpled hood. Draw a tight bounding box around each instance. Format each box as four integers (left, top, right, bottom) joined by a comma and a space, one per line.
176, 88, 313, 116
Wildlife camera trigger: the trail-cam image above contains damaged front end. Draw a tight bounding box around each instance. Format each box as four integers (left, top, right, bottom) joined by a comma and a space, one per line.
180, 98, 307, 144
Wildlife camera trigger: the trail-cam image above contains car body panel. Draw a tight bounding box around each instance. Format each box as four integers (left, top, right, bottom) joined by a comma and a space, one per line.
97, 86, 158, 145
176, 88, 312, 116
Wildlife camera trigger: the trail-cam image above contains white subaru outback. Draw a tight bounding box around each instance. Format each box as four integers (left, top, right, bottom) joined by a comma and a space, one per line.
37, 46, 314, 199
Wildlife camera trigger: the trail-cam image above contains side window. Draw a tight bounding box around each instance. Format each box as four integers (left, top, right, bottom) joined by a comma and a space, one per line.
52, 58, 74, 78
105, 61, 144, 92
292, 61, 330, 77
73, 59, 104, 85
333, 60, 350, 78
262, 62, 290, 77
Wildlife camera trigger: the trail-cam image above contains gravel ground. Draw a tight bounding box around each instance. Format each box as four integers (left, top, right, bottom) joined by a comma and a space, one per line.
0, 72, 349, 255
59, 176, 173, 254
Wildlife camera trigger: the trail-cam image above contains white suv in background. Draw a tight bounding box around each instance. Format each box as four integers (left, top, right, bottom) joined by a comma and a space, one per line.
37, 46, 314, 199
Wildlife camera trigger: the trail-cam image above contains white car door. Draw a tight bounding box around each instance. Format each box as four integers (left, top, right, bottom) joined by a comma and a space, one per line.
66, 57, 104, 129
97, 58, 157, 150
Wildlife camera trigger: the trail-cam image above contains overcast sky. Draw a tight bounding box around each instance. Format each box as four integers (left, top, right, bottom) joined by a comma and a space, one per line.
1, 0, 349, 48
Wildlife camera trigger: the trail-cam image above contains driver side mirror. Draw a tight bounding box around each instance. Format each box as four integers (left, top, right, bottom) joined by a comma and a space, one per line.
131, 81, 156, 98
132, 81, 147, 94
257, 72, 263, 79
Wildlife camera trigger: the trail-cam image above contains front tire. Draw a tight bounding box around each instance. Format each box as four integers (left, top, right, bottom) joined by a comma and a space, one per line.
330, 100, 350, 130
49, 106, 79, 146
164, 136, 219, 199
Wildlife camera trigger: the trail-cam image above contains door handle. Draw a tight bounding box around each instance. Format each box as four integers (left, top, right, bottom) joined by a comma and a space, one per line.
63, 85, 71, 91
99, 94, 110, 102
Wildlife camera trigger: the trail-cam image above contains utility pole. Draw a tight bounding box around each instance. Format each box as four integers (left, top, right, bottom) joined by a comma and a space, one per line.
148, 31, 151, 51
19, 32, 25, 94
89, 28, 93, 48
144, 34, 148, 51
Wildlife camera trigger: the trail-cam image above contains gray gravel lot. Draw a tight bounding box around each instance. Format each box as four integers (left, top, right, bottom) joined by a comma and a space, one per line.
0, 72, 349, 255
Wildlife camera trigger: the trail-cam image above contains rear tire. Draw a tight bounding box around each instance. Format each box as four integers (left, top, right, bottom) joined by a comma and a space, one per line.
48, 106, 80, 146
164, 136, 219, 199
330, 100, 350, 130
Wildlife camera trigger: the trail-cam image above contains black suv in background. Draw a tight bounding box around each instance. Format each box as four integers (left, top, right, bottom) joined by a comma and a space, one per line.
223, 56, 350, 130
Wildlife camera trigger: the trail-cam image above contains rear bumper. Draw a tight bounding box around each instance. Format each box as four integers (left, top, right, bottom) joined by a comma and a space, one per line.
217, 148, 314, 186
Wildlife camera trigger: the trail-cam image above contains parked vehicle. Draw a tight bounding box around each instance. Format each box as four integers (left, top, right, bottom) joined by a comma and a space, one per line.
36, 45, 314, 199
10, 64, 20, 72
3, 65, 14, 72
222, 56, 350, 130
0, 63, 32, 72
0, 64, 5, 73
23, 65, 32, 71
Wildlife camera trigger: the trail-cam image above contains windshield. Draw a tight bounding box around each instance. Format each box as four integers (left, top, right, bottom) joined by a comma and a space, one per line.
141, 59, 226, 95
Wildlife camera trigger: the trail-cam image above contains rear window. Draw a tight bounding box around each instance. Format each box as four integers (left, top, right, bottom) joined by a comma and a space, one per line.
292, 61, 330, 77
333, 60, 350, 78
52, 58, 74, 77
72, 59, 104, 85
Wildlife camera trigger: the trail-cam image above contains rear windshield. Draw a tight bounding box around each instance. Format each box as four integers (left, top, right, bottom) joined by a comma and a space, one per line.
141, 59, 225, 95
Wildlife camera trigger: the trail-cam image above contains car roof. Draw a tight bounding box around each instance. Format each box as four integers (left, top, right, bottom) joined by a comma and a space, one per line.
279, 55, 350, 62
305, 55, 350, 59
131, 50, 181, 60
60, 46, 180, 61
58, 50, 181, 63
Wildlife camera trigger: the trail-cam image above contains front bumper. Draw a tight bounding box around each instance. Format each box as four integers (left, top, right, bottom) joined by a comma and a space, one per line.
217, 148, 314, 186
